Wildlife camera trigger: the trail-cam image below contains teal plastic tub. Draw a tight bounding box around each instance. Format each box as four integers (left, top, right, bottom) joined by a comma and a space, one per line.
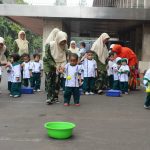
44, 122, 76, 139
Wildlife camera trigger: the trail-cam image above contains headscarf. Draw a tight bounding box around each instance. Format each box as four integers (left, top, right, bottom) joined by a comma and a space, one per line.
112, 44, 138, 67
45, 28, 60, 45
15, 30, 29, 56
0, 37, 7, 62
50, 31, 67, 68
91, 33, 110, 64
68, 41, 79, 54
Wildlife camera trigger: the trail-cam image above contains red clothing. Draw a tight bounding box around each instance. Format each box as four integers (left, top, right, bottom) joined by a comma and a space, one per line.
112, 44, 138, 67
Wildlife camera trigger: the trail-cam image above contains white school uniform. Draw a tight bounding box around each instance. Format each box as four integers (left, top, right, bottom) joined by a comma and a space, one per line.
143, 69, 150, 86
7, 67, 12, 82
119, 65, 130, 82
11, 63, 21, 83
32, 61, 43, 73
65, 63, 82, 87
22, 61, 32, 79
112, 63, 120, 81
82, 58, 97, 77
107, 60, 114, 76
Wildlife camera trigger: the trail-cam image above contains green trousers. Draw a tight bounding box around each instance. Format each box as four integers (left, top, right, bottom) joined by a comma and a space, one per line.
11, 82, 21, 96
108, 75, 114, 89
64, 87, 80, 104
23, 78, 30, 87
83, 77, 95, 92
145, 93, 150, 107
113, 80, 120, 90
8, 81, 12, 92
32, 73, 41, 90
120, 82, 128, 93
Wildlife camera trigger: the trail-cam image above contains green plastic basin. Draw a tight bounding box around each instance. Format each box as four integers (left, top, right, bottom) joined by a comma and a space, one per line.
44, 122, 76, 139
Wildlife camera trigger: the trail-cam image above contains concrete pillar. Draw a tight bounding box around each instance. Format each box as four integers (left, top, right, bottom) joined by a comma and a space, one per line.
43, 19, 62, 47
142, 24, 150, 61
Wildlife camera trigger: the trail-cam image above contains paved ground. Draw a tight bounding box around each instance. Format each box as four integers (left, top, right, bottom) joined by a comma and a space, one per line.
0, 70, 150, 150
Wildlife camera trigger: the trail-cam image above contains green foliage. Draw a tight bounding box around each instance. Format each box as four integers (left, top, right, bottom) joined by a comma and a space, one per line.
16, 0, 27, 4
0, 17, 42, 55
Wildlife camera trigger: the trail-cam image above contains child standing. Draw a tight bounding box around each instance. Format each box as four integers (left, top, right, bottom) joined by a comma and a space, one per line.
119, 58, 130, 94
143, 69, 150, 109
112, 57, 122, 90
82, 50, 97, 95
63, 53, 82, 106
10, 54, 22, 98
107, 52, 115, 89
31, 54, 43, 92
22, 53, 32, 87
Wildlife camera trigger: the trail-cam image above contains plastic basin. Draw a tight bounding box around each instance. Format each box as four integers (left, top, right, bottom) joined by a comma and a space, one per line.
44, 122, 76, 139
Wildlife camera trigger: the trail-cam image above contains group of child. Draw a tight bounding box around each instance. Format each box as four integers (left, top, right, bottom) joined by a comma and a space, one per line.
107, 52, 130, 94
2, 53, 43, 98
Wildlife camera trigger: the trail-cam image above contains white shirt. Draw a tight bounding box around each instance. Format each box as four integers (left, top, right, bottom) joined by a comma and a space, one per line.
22, 61, 32, 79
32, 61, 43, 73
112, 63, 120, 81
65, 63, 81, 87
107, 60, 114, 76
143, 69, 150, 86
119, 65, 130, 82
11, 63, 21, 83
7, 66, 12, 82
82, 58, 97, 77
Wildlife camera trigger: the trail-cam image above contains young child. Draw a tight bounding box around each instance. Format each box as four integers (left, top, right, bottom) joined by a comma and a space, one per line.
10, 54, 22, 98
63, 53, 82, 106
143, 68, 150, 109
112, 57, 122, 90
22, 53, 32, 87
107, 52, 115, 89
31, 53, 43, 92
82, 50, 97, 95
118, 58, 130, 94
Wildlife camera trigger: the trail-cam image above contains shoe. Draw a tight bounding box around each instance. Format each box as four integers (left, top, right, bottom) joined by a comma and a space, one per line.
97, 90, 103, 94
13, 95, 19, 98
75, 103, 80, 106
144, 105, 150, 109
85, 92, 90, 95
89, 92, 94, 95
125, 92, 128, 95
64, 103, 69, 106
10, 94, 13, 97
46, 99, 54, 105
33, 89, 37, 92
37, 89, 41, 92
55, 99, 60, 104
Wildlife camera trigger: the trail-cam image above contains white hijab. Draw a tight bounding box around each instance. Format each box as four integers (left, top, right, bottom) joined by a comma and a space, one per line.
15, 30, 29, 55
45, 28, 60, 45
91, 33, 110, 64
68, 41, 79, 54
50, 31, 67, 68
0, 37, 7, 62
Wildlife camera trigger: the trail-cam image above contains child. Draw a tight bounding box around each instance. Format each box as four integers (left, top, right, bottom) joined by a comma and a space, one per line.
118, 58, 130, 94
107, 52, 115, 89
31, 53, 43, 92
10, 54, 22, 98
112, 57, 122, 90
143, 69, 150, 109
63, 53, 82, 106
82, 50, 97, 95
22, 53, 32, 87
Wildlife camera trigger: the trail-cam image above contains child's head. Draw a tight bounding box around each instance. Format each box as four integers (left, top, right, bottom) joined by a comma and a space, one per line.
22, 53, 30, 63
86, 50, 93, 60
33, 53, 40, 62
109, 52, 114, 61
115, 57, 122, 65
80, 42, 86, 48
121, 58, 128, 65
11, 53, 20, 63
69, 53, 78, 66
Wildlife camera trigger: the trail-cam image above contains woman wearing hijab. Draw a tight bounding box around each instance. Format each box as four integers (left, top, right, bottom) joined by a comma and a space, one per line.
91, 33, 110, 93
112, 44, 138, 90
12, 30, 29, 56
43, 30, 68, 105
68, 41, 79, 54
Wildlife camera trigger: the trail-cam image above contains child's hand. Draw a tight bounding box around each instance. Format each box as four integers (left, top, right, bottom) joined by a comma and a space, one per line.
16, 77, 20, 81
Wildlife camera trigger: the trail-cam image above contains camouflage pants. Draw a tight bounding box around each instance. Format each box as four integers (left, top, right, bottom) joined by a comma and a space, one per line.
45, 72, 60, 100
